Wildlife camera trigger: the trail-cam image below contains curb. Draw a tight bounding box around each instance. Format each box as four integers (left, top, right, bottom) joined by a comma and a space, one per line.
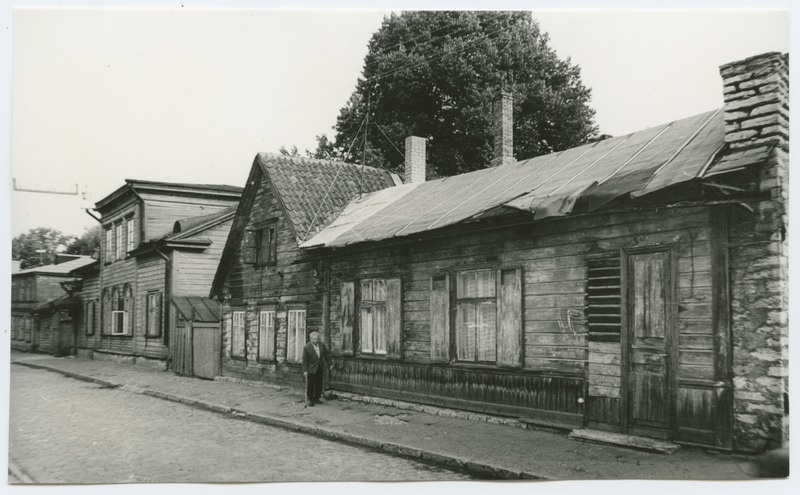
12, 361, 551, 480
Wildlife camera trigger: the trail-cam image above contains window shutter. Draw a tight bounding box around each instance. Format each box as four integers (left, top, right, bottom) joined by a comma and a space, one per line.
385, 278, 402, 359
497, 268, 522, 367
340, 282, 355, 356
243, 230, 257, 264
586, 255, 621, 342
155, 292, 162, 336
430, 275, 450, 363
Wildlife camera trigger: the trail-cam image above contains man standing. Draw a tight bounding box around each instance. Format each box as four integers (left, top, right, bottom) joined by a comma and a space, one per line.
302, 331, 332, 407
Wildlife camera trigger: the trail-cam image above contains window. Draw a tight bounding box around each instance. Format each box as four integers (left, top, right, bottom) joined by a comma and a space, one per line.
360, 279, 387, 355
85, 300, 96, 336
110, 285, 132, 336
286, 309, 306, 363
24, 317, 32, 343
456, 270, 497, 362
145, 292, 162, 337
243, 223, 278, 266
586, 255, 621, 342
105, 226, 113, 262
454, 268, 522, 366
231, 311, 246, 358
115, 222, 125, 260
258, 310, 276, 360
126, 217, 136, 252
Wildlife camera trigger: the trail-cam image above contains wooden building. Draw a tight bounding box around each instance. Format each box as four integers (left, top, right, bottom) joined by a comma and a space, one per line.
212, 52, 788, 453
10, 255, 95, 353
210, 153, 398, 386
73, 180, 241, 370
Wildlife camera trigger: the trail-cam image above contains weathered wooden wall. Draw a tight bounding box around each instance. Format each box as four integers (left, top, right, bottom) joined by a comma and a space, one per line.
135, 253, 168, 359
173, 218, 234, 296
142, 195, 233, 241
76, 271, 101, 352
326, 205, 727, 436
220, 171, 323, 385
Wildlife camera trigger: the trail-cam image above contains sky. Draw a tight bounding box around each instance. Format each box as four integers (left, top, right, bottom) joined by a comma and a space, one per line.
5, 5, 791, 239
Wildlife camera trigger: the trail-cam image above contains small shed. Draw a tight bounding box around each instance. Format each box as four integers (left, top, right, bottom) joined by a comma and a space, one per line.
171, 296, 222, 379
33, 295, 82, 357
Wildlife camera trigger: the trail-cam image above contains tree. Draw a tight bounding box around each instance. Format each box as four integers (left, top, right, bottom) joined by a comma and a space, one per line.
318, 11, 597, 178
65, 225, 102, 257
12, 227, 74, 269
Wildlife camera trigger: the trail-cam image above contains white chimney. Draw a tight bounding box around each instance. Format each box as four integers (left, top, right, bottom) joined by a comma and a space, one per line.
404, 136, 427, 183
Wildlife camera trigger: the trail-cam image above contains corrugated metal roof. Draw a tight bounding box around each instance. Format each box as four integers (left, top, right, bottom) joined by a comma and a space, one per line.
304, 108, 752, 248
14, 256, 96, 276
171, 296, 221, 323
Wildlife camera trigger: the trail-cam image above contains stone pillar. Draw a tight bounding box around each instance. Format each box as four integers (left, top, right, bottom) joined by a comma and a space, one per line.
404, 136, 427, 184
491, 91, 514, 167
721, 52, 789, 452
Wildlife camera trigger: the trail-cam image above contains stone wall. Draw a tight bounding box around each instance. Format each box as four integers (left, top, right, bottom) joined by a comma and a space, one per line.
721, 52, 789, 452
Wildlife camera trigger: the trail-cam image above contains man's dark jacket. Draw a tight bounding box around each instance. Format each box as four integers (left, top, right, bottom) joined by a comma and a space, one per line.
302, 341, 331, 374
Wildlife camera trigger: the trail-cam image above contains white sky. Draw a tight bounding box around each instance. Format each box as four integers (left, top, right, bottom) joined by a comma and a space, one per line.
5, 6, 791, 238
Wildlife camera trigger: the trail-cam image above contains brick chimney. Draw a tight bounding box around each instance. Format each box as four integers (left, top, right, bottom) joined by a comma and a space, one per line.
720, 52, 788, 152
404, 136, 427, 183
491, 90, 514, 167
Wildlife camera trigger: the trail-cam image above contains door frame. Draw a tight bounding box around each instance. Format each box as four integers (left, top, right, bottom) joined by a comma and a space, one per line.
619, 244, 679, 438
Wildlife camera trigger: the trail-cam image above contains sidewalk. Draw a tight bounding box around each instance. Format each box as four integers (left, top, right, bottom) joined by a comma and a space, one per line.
10, 351, 755, 480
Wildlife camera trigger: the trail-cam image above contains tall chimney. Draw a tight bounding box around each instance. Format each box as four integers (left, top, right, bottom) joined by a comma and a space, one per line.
720, 52, 788, 152
491, 90, 514, 167
404, 136, 427, 183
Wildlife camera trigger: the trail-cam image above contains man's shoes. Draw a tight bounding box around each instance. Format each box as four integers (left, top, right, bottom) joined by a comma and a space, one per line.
307, 401, 315, 407
317, 398, 326, 404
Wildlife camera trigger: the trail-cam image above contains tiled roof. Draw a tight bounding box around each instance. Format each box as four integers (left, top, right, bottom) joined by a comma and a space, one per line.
14, 256, 97, 276
257, 153, 397, 242
303, 108, 747, 248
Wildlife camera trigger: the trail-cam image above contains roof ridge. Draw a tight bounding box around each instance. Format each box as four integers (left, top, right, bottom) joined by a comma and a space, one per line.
258, 152, 390, 176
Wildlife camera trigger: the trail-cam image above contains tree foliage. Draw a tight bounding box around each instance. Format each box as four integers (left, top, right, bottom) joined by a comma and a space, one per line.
65, 225, 102, 257
12, 227, 74, 269
318, 11, 597, 178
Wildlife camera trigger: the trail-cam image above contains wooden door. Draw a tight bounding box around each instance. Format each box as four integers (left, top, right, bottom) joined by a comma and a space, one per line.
173, 322, 192, 376
192, 323, 221, 380
623, 249, 674, 439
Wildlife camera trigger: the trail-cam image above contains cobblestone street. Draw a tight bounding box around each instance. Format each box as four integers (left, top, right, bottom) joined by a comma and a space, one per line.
9, 366, 473, 483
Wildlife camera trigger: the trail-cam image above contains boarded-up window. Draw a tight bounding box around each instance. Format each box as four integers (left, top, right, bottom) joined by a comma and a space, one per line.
258, 310, 276, 360
430, 275, 450, 362
586, 255, 622, 342
340, 282, 355, 356
231, 310, 246, 357
146, 292, 162, 337
286, 309, 306, 363
455, 268, 522, 365
25, 318, 32, 343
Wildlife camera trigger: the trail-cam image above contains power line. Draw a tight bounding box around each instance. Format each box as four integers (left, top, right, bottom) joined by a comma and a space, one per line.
373, 122, 405, 160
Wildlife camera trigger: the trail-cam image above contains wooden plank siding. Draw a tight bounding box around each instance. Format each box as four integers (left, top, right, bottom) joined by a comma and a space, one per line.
219, 174, 323, 386
141, 196, 235, 241
173, 218, 234, 296
326, 205, 722, 431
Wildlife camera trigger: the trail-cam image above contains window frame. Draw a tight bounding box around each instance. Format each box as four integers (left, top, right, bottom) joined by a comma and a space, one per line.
256, 221, 278, 266
104, 225, 114, 263
358, 278, 388, 356
454, 268, 498, 364
285, 308, 307, 364
145, 291, 162, 338
230, 310, 246, 359
257, 308, 277, 362
115, 221, 125, 261
126, 216, 136, 252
